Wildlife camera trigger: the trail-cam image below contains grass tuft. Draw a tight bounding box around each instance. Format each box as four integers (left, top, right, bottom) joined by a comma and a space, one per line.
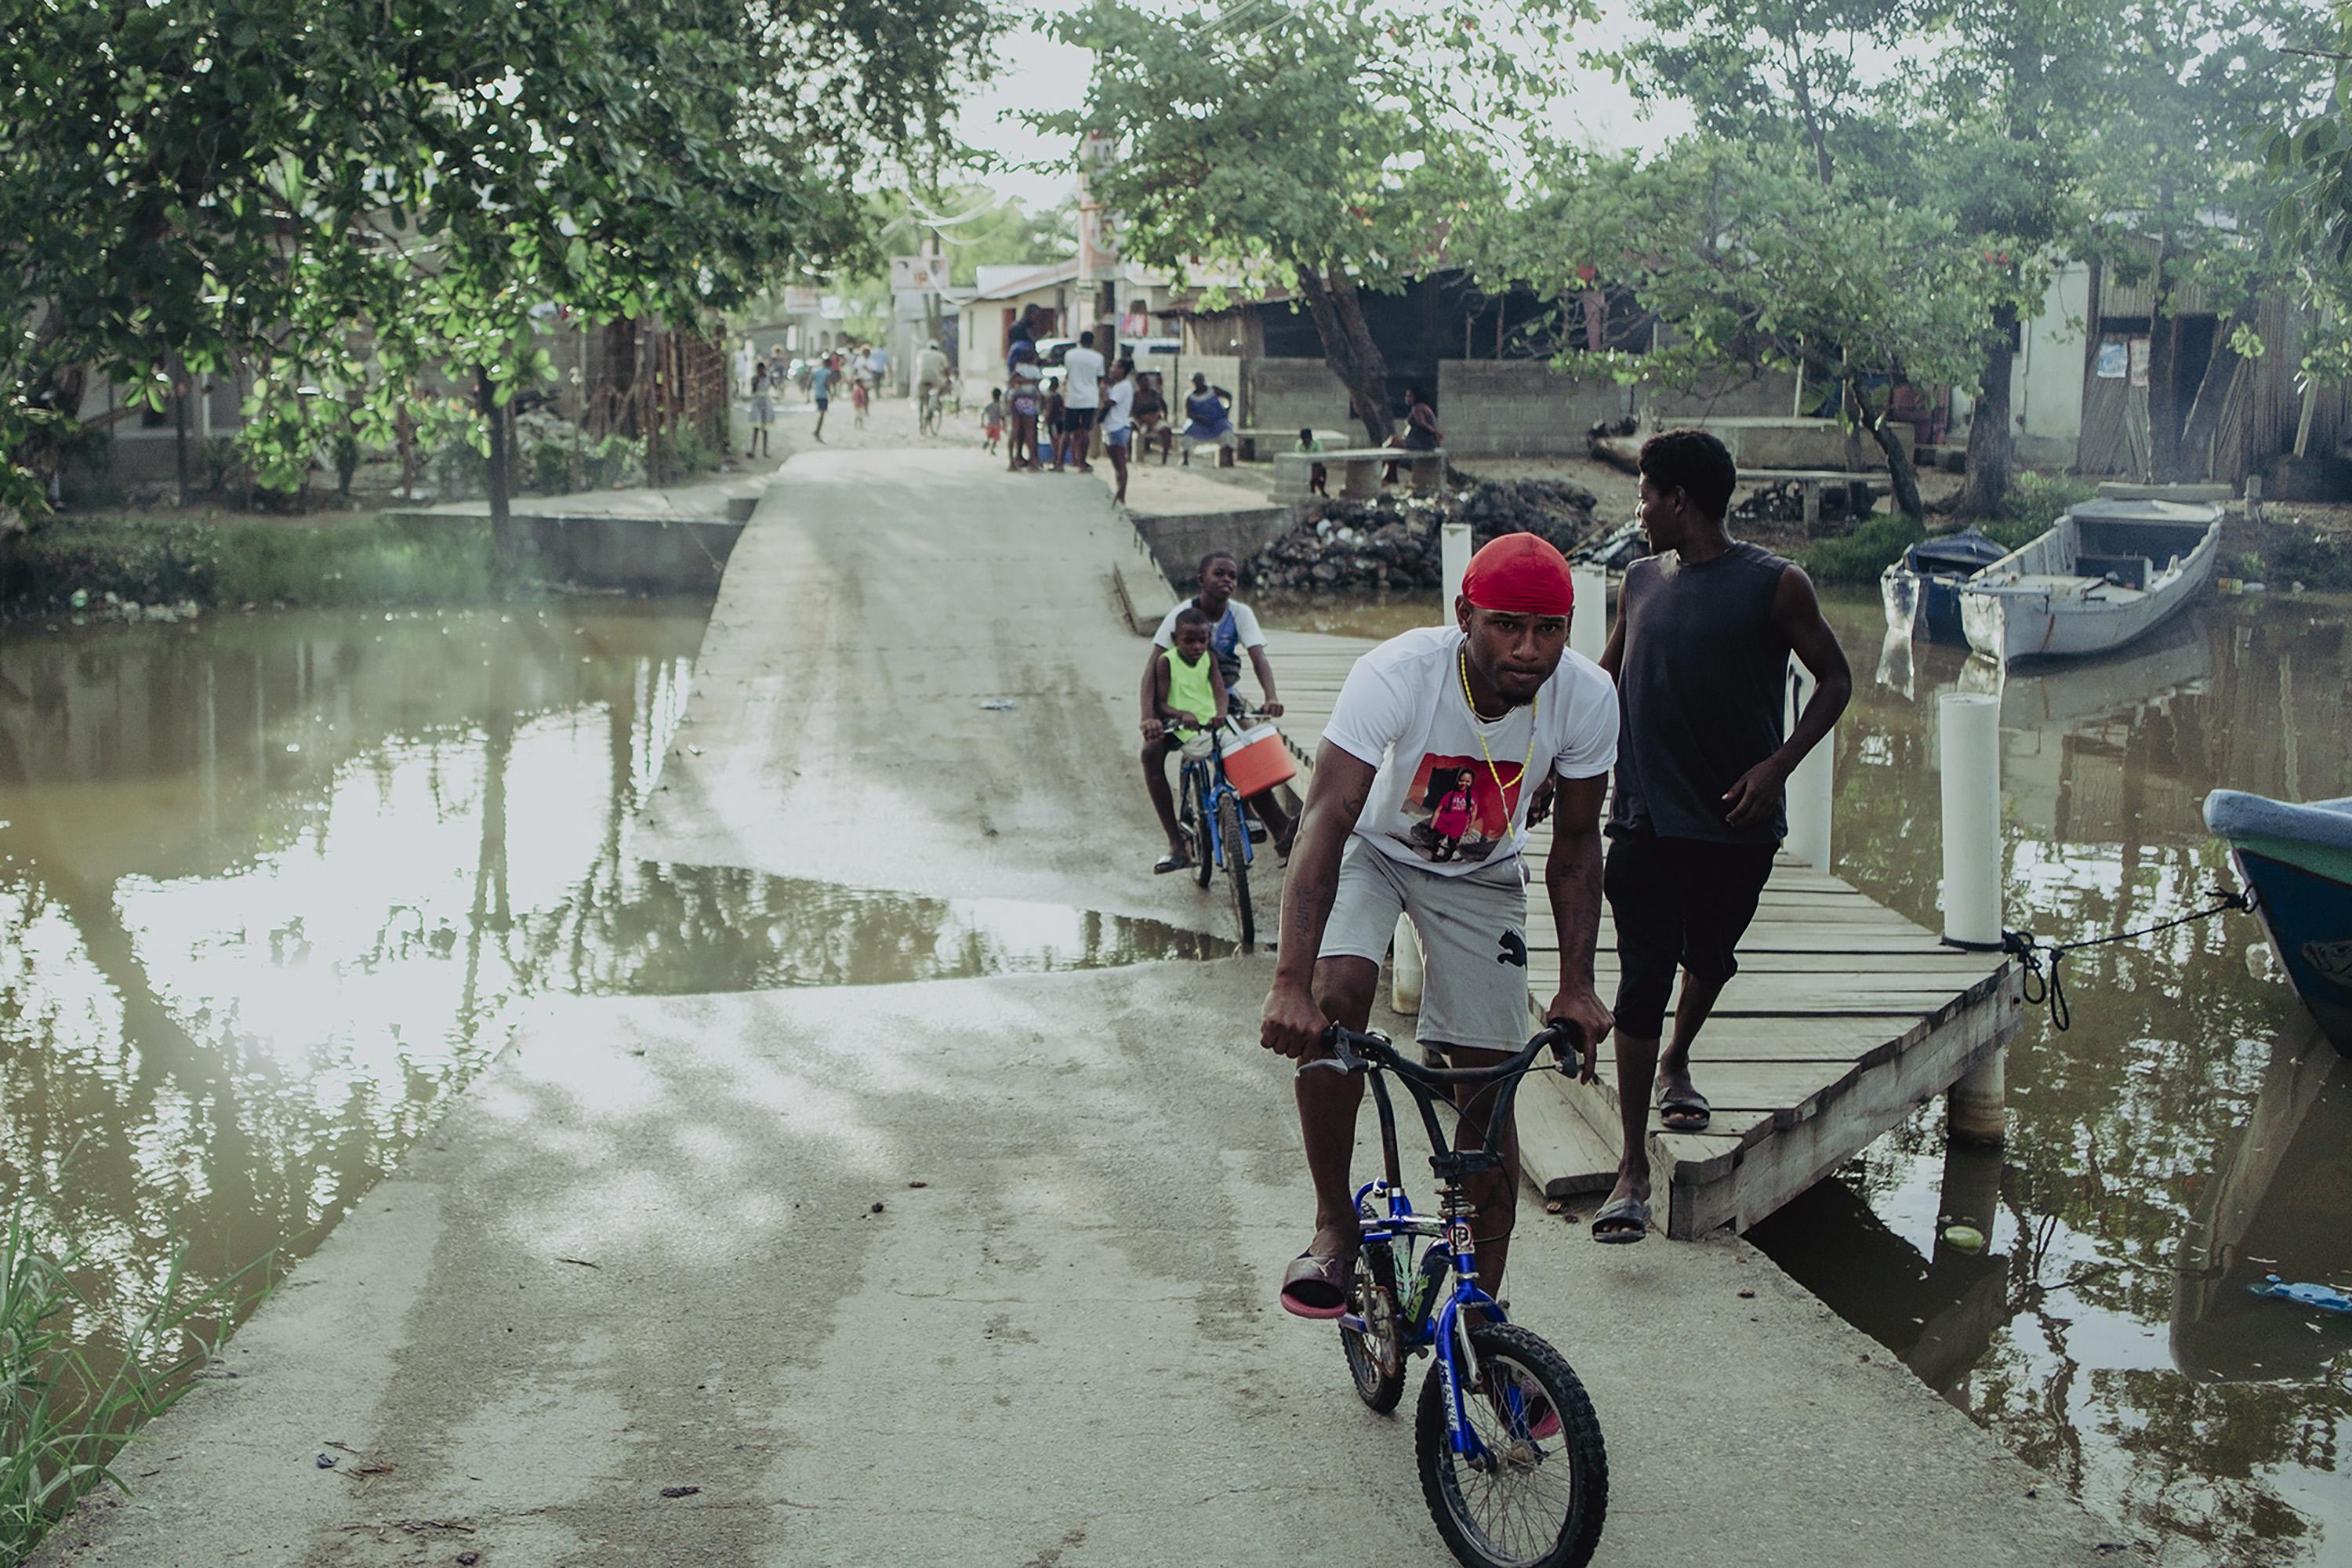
0, 1192, 274, 1564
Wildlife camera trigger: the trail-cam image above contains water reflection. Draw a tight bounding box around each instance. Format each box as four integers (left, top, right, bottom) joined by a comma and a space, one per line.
0, 607, 1221, 1377
1753, 590, 2352, 1565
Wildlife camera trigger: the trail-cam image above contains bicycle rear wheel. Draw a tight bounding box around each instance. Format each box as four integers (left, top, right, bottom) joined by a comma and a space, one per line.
1217, 790, 1254, 946
1416, 1321, 1606, 1568
1189, 769, 1215, 890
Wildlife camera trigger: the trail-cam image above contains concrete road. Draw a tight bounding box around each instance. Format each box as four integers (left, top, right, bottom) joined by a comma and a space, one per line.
38, 444, 2130, 1566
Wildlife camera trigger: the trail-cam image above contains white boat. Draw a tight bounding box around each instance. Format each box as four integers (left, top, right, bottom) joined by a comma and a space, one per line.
1957, 499, 2223, 666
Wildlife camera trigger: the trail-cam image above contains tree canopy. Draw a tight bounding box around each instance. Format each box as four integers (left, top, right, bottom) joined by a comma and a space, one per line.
1034, 0, 1570, 443
0, 0, 1000, 514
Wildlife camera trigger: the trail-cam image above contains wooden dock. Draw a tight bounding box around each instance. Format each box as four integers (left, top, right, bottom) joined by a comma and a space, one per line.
1262, 633, 2024, 1240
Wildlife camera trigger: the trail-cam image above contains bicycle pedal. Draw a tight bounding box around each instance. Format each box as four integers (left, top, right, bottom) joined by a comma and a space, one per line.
1246, 823, 1269, 843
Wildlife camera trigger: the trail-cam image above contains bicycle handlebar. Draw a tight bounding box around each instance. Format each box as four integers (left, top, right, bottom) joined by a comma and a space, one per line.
1316, 1019, 1584, 1086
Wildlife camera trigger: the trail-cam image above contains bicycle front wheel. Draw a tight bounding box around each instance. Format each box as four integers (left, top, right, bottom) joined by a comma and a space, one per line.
1416, 1321, 1606, 1568
1217, 789, 1254, 946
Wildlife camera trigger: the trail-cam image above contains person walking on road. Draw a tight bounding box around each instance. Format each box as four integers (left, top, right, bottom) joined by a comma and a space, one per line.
809, 354, 835, 442
1059, 330, 1105, 473
747, 363, 774, 458
1259, 532, 1617, 1316
1588, 427, 1852, 1245
1100, 357, 1135, 503
1006, 341, 1043, 472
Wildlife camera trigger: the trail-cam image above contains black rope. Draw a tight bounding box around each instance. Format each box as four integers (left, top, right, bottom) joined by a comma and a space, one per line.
1942, 886, 2259, 1033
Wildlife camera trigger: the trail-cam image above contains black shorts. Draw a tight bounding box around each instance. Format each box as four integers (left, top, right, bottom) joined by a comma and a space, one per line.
1602, 826, 1777, 1040
1065, 406, 1098, 432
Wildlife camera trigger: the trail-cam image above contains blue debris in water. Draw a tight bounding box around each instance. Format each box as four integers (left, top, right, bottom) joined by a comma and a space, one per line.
2249, 1274, 2352, 1315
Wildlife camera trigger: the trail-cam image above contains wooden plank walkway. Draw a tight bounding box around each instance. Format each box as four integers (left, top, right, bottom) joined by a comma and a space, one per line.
1260, 631, 2024, 1240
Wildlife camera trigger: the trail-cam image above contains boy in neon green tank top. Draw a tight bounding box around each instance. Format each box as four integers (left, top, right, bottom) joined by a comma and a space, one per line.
1146, 607, 1229, 873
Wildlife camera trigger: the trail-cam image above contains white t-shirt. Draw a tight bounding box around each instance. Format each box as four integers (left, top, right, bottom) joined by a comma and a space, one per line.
1102, 377, 1135, 434
1323, 627, 1617, 876
1062, 346, 1105, 408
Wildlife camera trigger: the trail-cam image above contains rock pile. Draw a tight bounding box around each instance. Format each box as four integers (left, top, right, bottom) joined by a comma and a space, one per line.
1245, 479, 1606, 593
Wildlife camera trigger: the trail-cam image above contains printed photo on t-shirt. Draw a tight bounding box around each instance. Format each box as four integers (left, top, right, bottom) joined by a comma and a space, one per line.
1400, 754, 1520, 864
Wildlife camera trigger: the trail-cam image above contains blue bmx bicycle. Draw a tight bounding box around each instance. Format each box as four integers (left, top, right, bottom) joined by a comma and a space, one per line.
1312, 1021, 1609, 1568
1169, 719, 1257, 947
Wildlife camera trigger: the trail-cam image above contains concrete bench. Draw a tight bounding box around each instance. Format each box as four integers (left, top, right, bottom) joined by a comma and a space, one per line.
1277, 446, 1447, 502
1235, 426, 1348, 463
1736, 467, 1878, 529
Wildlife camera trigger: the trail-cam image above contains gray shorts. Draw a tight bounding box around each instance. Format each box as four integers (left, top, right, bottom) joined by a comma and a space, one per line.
1319, 837, 1532, 1054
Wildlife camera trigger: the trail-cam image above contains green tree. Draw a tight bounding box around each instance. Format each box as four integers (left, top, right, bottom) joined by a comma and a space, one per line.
1035, 0, 1565, 446
2071, 0, 2332, 482
1492, 136, 2008, 519
0, 0, 998, 538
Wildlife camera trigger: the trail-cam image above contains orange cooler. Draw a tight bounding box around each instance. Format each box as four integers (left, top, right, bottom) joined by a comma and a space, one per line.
1222, 722, 1298, 797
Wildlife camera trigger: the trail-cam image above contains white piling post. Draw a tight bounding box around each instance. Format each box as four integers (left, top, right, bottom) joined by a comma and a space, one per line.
1570, 567, 1606, 662
1782, 659, 1834, 869
1391, 917, 1424, 1014
1440, 522, 1472, 624
1939, 691, 2006, 1144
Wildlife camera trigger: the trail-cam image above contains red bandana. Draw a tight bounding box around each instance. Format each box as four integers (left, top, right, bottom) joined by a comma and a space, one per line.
1461, 532, 1574, 617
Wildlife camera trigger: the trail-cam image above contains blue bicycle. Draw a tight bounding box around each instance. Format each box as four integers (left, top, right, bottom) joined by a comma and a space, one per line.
1314, 1022, 1608, 1568
1170, 719, 1256, 947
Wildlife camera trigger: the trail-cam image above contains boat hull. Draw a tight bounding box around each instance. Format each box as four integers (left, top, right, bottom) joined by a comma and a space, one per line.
2231, 848, 2352, 1053
2205, 791, 2352, 1054
1958, 501, 2221, 666
1882, 566, 1971, 643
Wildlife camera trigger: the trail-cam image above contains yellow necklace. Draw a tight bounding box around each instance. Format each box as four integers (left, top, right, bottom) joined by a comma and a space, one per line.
1458, 648, 1537, 830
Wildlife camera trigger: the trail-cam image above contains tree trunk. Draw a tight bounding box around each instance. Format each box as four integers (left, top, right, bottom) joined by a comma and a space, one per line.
1851, 374, 1924, 521
1957, 308, 2016, 518
477, 365, 517, 579
2144, 231, 2182, 482
1294, 264, 1393, 446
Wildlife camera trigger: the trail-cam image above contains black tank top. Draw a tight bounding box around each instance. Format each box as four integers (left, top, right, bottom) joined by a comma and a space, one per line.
1608, 540, 1791, 844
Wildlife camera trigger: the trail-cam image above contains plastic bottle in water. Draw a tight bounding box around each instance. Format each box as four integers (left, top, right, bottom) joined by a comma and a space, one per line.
1403, 1243, 1450, 1323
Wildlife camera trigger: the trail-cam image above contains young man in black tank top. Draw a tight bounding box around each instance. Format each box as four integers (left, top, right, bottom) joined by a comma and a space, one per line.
1589, 428, 1852, 1243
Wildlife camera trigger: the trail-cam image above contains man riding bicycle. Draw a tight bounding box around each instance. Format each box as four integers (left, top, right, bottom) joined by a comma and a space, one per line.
1260, 533, 1619, 1316
913, 339, 952, 429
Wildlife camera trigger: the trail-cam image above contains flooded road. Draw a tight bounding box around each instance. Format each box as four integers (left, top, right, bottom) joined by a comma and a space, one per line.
0, 604, 1219, 1359
1260, 584, 2351, 1565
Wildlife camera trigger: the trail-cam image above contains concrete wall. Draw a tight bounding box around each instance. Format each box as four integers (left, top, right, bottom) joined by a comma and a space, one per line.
1437, 362, 1634, 456
1127, 505, 1291, 589
389, 511, 742, 593
1248, 359, 1356, 438
1649, 370, 1802, 422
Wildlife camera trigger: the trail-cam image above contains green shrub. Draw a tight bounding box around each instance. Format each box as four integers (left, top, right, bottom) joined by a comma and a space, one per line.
581, 434, 640, 489
2267, 528, 2352, 590
528, 439, 575, 495
1988, 471, 2099, 548
1797, 513, 1926, 586
1, 517, 505, 611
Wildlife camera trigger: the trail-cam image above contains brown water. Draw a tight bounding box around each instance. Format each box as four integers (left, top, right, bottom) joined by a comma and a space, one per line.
1747, 590, 2352, 1566
0, 604, 1221, 1363
1256, 585, 2352, 1564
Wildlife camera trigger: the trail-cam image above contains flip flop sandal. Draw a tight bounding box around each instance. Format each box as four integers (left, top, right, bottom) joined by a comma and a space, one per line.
1589, 1195, 1651, 1245
1279, 1250, 1352, 1319
1152, 852, 1192, 876
1657, 1084, 1711, 1132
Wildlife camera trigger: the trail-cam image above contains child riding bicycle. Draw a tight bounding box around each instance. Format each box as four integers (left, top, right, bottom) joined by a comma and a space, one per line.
1145, 607, 1229, 873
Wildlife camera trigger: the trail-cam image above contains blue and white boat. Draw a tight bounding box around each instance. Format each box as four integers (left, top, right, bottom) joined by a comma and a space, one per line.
2205, 790, 2352, 1056
1880, 529, 2007, 644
